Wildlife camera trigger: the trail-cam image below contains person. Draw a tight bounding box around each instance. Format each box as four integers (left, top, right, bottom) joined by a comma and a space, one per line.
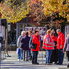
42, 29, 54, 65
63, 34, 69, 68
17, 31, 25, 61
50, 32, 58, 64
31, 30, 40, 65
56, 29, 65, 65
21, 32, 30, 61
29, 31, 32, 60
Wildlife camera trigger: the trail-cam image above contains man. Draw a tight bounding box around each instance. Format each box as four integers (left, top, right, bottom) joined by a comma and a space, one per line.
57, 29, 65, 65
29, 31, 32, 60
17, 31, 25, 61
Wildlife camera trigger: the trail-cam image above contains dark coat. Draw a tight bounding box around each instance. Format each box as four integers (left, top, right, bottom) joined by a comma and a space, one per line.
63, 37, 69, 52
21, 35, 30, 50
50, 36, 58, 63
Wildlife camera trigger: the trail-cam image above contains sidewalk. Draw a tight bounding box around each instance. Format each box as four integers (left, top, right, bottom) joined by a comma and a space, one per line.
1, 51, 68, 69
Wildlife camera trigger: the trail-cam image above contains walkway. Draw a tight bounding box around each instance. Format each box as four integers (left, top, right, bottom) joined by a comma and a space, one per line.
1, 51, 68, 69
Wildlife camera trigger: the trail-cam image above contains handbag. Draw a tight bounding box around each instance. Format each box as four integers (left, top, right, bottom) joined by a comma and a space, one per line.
31, 43, 37, 50
16, 48, 20, 54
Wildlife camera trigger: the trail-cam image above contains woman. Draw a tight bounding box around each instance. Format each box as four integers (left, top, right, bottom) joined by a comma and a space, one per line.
50, 32, 58, 64
21, 32, 30, 61
31, 30, 40, 65
43, 29, 54, 65
63, 34, 69, 68
17, 31, 25, 61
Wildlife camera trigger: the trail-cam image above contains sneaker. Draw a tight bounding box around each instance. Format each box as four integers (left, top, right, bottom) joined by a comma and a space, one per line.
18, 59, 20, 61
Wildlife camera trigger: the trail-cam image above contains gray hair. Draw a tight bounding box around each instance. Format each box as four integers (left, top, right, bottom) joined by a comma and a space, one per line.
21, 31, 25, 36
56, 29, 61, 32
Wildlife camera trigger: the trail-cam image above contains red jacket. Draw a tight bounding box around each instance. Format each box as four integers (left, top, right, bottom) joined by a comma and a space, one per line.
31, 35, 40, 51
42, 34, 54, 50
57, 32, 65, 49
51, 35, 57, 42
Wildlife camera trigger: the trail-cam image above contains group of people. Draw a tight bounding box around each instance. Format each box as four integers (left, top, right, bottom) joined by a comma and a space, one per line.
17, 28, 69, 68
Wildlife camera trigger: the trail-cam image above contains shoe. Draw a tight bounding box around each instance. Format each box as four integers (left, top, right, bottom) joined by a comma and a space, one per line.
56, 63, 63, 65
37, 63, 39, 65
26, 60, 29, 61
34, 63, 39, 65
32, 63, 34, 64
18, 59, 20, 61
23, 60, 25, 61
54, 62, 57, 64
67, 64, 69, 68
21, 59, 23, 60
46, 63, 52, 65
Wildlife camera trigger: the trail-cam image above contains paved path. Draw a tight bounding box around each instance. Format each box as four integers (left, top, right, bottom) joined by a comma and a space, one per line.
1, 51, 68, 69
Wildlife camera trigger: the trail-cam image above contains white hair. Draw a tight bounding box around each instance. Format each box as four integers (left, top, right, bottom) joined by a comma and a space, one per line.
56, 29, 61, 32
21, 31, 25, 36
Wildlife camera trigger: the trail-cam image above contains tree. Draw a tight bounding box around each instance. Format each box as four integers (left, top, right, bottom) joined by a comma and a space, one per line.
29, 0, 44, 26
0, 0, 29, 23
42, 0, 69, 18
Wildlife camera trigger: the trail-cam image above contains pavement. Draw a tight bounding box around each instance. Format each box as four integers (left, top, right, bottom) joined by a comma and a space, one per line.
1, 51, 69, 69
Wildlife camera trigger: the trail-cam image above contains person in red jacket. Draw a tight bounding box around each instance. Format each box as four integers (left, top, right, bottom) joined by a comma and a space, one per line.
43, 29, 54, 65
31, 30, 40, 65
56, 29, 65, 65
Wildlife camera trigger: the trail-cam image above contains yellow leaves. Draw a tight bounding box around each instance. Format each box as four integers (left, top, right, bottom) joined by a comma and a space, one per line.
0, 0, 29, 23
42, 0, 68, 18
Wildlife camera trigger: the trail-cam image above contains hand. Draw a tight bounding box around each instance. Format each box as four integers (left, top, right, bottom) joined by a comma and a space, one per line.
53, 43, 55, 46
29, 47, 31, 49
63, 51, 65, 53
18, 46, 19, 48
60, 45, 62, 48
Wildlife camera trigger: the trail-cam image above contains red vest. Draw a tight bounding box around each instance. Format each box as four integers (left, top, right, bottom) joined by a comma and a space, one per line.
42, 34, 54, 50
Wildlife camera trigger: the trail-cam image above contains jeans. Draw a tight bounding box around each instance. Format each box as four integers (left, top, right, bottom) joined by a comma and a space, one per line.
23, 50, 29, 61
18, 49, 23, 60
29, 49, 31, 57
58, 49, 64, 64
32, 51, 38, 64
46, 50, 52, 64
